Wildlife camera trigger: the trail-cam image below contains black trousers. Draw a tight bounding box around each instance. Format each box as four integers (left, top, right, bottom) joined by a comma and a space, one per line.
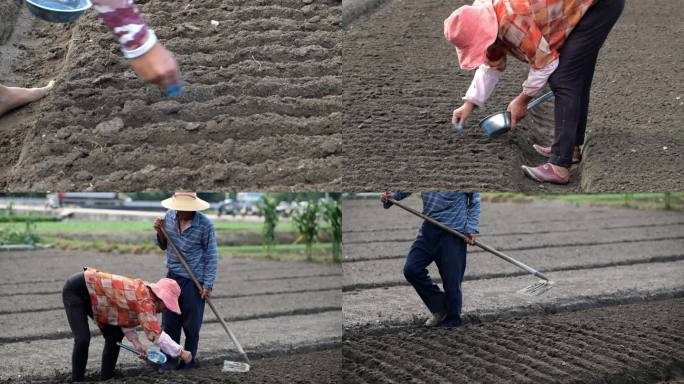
548, 0, 625, 167
62, 272, 124, 382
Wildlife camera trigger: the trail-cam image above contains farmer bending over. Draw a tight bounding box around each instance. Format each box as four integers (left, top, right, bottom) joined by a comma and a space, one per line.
62, 267, 193, 382
0, 0, 179, 117
381, 192, 480, 328
154, 192, 218, 371
445, 0, 624, 184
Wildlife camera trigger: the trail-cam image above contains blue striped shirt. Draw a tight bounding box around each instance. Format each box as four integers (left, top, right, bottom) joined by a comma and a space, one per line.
156, 210, 218, 289
387, 192, 481, 234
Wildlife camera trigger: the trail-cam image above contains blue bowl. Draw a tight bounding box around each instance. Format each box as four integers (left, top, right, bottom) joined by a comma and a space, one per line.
147, 349, 167, 365
25, 0, 92, 23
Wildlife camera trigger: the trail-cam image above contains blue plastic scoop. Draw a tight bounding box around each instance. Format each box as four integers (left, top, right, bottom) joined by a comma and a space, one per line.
478, 91, 554, 138
117, 342, 167, 365
166, 81, 185, 98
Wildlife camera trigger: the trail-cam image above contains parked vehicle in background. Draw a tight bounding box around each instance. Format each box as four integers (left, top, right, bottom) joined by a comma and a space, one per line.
48, 192, 129, 209
217, 199, 239, 216
237, 192, 264, 216
276, 201, 293, 217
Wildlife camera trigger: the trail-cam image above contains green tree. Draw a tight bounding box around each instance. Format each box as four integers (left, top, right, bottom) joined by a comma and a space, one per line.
321, 199, 342, 263
260, 195, 279, 255
292, 201, 320, 261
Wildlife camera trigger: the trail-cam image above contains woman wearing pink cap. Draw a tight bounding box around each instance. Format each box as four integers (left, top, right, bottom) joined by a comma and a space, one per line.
61, 267, 192, 382
444, 0, 624, 184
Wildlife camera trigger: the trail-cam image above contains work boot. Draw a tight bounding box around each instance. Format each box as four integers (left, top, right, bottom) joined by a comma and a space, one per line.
532, 144, 582, 164
521, 163, 570, 184
158, 356, 179, 374
424, 312, 446, 327
437, 316, 463, 328
178, 359, 200, 370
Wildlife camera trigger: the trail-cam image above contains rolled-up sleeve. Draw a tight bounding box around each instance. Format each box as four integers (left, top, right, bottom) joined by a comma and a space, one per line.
202, 223, 218, 289
465, 193, 481, 234
92, 0, 157, 59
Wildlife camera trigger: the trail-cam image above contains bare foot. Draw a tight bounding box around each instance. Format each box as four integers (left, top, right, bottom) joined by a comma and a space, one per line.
0, 80, 55, 117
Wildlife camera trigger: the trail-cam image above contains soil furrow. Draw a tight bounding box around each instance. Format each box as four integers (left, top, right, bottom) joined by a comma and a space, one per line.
342, 298, 684, 384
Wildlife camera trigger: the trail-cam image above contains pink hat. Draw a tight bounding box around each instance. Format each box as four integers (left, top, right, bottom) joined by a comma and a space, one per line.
443, 1, 498, 70
148, 278, 182, 315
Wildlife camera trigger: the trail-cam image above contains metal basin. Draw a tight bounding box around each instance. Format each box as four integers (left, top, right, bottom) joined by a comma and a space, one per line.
478, 111, 511, 138
25, 0, 92, 23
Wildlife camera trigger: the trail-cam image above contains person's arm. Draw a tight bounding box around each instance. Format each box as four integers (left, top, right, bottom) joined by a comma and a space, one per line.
453, 44, 507, 126
465, 192, 480, 235
91, 0, 180, 87
201, 223, 218, 293
153, 214, 167, 250
91, 0, 156, 59
462, 63, 504, 109
137, 305, 191, 362
522, 59, 558, 97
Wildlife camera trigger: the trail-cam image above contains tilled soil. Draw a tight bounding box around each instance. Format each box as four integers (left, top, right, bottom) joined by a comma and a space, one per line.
342, 298, 684, 384
7, 348, 340, 384
341, 0, 683, 191
0, 0, 342, 190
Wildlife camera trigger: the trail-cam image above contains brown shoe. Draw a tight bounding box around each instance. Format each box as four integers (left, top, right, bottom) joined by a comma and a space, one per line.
533, 144, 582, 164
521, 163, 570, 184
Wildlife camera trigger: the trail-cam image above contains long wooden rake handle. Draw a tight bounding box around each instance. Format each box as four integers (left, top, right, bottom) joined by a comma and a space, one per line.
160, 226, 250, 363
388, 197, 550, 282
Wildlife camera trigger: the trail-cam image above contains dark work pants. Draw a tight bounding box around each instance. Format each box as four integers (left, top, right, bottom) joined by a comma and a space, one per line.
161, 272, 205, 369
62, 272, 124, 382
403, 222, 468, 325
548, 0, 625, 167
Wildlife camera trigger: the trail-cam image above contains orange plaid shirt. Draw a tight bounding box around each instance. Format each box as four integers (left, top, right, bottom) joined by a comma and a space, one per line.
487, 0, 596, 69
83, 267, 162, 341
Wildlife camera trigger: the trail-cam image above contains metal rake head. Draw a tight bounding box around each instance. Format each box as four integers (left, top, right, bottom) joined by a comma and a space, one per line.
517, 279, 554, 297
222, 360, 250, 373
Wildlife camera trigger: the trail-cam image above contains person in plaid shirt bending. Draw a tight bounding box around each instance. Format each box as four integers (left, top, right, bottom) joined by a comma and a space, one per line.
62, 267, 193, 382
381, 192, 480, 328
444, 0, 624, 184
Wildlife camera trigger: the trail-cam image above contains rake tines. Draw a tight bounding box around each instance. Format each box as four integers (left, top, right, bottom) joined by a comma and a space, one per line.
518, 279, 554, 297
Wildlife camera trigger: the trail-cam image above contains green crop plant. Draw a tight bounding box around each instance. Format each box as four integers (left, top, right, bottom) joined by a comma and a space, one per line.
292, 201, 320, 261
260, 195, 279, 255
321, 199, 342, 263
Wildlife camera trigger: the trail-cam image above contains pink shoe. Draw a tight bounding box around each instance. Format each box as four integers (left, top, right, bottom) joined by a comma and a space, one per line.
532, 144, 582, 164
521, 163, 570, 184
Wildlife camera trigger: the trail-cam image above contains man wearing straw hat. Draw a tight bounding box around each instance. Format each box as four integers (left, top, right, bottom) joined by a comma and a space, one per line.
153, 192, 218, 371
62, 267, 193, 382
